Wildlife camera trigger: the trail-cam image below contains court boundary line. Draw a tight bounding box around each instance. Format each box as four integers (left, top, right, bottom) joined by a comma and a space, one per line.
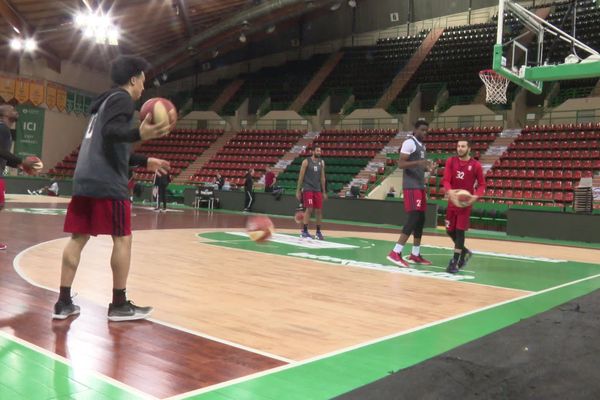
197, 233, 534, 294
0, 329, 156, 400
12, 237, 294, 365
166, 272, 600, 400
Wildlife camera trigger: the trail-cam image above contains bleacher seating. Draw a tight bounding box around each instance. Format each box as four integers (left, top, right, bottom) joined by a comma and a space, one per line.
278, 157, 370, 194
481, 123, 600, 205
528, 0, 600, 106
49, 129, 223, 182
189, 129, 305, 186
132, 129, 223, 181
278, 129, 397, 193
222, 55, 327, 115
302, 33, 428, 114
192, 79, 232, 111
388, 23, 513, 113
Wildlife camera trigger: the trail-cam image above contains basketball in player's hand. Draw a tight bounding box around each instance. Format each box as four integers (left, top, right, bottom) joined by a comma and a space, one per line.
450, 189, 473, 208
294, 210, 305, 224
21, 156, 43, 175
140, 98, 177, 126
246, 215, 274, 243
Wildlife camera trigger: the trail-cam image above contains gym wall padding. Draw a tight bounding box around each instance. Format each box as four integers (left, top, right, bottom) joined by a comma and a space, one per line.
507, 208, 600, 243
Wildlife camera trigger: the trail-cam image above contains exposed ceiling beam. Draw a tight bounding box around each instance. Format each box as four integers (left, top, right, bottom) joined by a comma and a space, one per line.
175, 0, 193, 39
148, 0, 340, 78
0, 0, 62, 72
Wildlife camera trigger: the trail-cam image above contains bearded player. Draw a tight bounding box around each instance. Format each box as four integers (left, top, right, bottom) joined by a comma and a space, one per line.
443, 139, 485, 274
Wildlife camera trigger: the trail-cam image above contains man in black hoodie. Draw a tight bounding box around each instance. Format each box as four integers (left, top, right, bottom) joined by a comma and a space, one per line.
53, 55, 173, 322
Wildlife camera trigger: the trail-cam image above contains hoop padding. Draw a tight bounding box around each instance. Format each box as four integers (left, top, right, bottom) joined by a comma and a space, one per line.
480, 69, 509, 104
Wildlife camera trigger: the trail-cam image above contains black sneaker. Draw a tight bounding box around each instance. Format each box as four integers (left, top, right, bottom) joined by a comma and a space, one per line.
458, 250, 473, 269
446, 258, 459, 274
52, 301, 80, 320
107, 300, 153, 322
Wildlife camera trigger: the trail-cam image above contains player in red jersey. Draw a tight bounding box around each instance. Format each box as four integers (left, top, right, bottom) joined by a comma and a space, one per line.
442, 139, 485, 274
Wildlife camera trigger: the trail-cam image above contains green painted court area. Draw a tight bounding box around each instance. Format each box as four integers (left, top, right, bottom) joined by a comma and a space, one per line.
198, 232, 600, 292
185, 232, 600, 400
4, 232, 600, 400
0, 332, 145, 400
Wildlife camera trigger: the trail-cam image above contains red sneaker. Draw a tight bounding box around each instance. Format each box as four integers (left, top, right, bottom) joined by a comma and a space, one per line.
0, 243, 7, 250
387, 251, 409, 268
407, 254, 432, 265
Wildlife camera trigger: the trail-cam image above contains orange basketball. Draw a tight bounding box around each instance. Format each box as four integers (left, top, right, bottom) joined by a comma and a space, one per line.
452, 189, 473, 208
246, 215, 274, 242
294, 210, 304, 224
140, 97, 177, 126
21, 156, 43, 175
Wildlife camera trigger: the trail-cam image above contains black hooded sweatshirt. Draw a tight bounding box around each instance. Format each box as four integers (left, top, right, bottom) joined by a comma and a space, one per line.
72, 88, 148, 200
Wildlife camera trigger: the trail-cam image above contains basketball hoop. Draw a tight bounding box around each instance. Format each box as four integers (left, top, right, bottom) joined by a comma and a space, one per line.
479, 69, 509, 104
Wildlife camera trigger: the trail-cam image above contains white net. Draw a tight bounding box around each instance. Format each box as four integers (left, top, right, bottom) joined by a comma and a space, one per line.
479, 69, 509, 104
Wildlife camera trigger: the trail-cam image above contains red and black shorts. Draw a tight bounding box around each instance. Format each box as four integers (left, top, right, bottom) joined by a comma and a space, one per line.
445, 205, 472, 232
64, 196, 131, 237
403, 189, 427, 212
303, 191, 323, 210
0, 179, 5, 207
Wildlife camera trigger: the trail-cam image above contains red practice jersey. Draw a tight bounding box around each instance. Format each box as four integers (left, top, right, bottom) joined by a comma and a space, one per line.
442, 156, 486, 201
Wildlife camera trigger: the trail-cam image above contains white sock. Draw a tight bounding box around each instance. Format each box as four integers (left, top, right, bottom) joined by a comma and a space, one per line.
393, 244, 404, 254
411, 246, 420, 256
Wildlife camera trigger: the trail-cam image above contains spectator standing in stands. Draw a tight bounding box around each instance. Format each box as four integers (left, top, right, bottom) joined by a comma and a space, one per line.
243, 168, 254, 212
214, 173, 225, 190
153, 170, 170, 212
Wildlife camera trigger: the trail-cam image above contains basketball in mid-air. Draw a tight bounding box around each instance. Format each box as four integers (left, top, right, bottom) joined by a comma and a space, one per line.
294, 210, 304, 224
140, 97, 177, 126
452, 189, 473, 208
21, 156, 43, 175
246, 215, 274, 242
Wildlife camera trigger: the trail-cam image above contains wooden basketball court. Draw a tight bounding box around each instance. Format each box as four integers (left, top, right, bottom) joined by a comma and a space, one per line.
2, 195, 600, 399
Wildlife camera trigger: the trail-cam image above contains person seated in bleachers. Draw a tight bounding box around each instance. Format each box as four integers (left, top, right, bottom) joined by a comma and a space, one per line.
28, 180, 59, 196
264, 167, 284, 200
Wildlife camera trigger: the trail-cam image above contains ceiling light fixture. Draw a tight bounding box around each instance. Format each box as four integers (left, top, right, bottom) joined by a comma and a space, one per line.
9, 37, 37, 52
24, 38, 37, 51
74, 11, 119, 46
9, 38, 22, 51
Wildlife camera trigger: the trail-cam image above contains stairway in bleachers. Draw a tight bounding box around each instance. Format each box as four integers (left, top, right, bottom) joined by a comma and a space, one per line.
289, 52, 344, 113
340, 132, 408, 196
277, 129, 397, 194
188, 129, 306, 187
376, 28, 444, 110
173, 130, 238, 184
210, 79, 244, 113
